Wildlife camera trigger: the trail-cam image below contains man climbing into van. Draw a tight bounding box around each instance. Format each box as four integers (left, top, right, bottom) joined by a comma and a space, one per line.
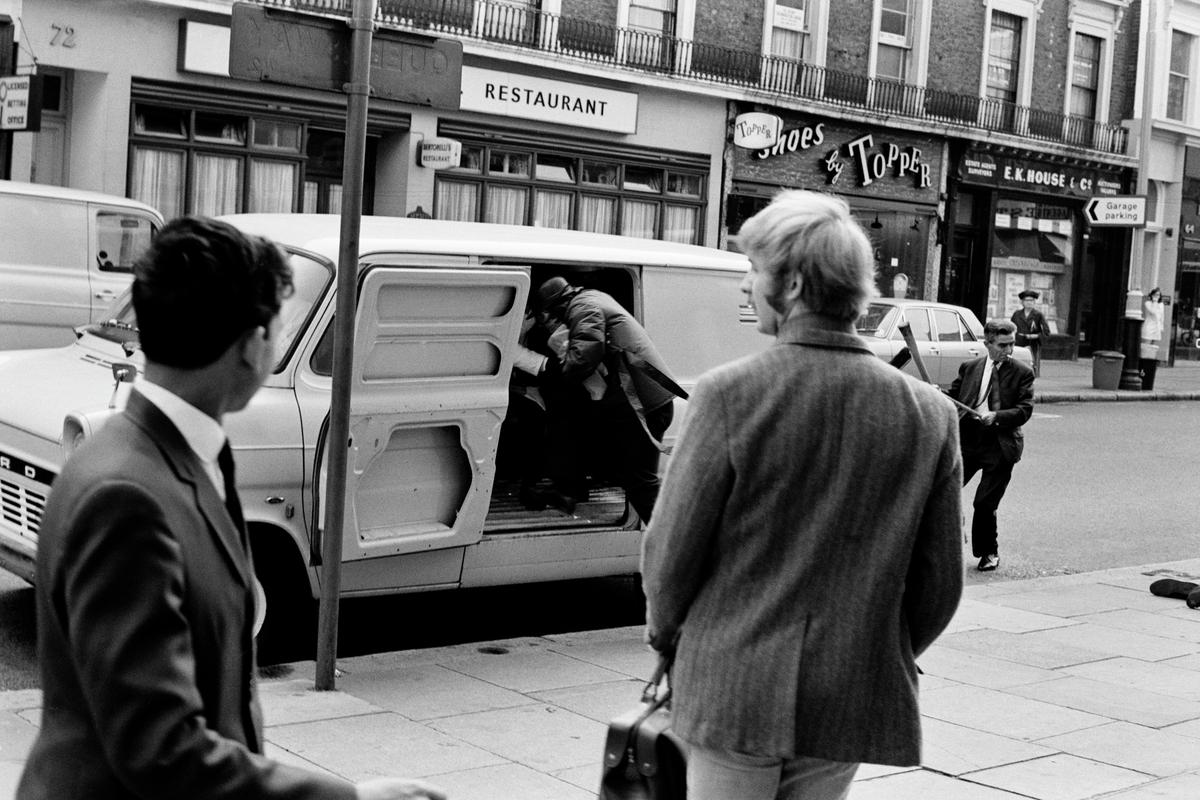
532, 277, 686, 524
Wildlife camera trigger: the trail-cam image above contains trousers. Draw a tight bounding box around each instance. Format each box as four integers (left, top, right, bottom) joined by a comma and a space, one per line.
961, 431, 1015, 558
685, 744, 859, 800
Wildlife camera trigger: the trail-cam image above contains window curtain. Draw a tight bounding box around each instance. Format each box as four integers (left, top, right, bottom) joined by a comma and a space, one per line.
663, 205, 698, 244
249, 160, 297, 213
534, 190, 572, 228
621, 199, 658, 240
436, 180, 480, 221
578, 195, 616, 233
486, 185, 528, 225
327, 184, 344, 215
192, 154, 242, 216
303, 180, 319, 213
131, 147, 185, 220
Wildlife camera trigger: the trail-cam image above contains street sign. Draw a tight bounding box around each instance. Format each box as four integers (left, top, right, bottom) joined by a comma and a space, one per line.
0, 75, 42, 131
229, 3, 462, 109
1085, 195, 1146, 227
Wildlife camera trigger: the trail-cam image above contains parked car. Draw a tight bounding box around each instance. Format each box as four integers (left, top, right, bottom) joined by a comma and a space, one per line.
0, 180, 164, 350
856, 298, 1033, 389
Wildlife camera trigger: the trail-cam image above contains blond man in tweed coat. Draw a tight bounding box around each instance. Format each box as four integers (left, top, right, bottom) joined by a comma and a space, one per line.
641, 191, 963, 800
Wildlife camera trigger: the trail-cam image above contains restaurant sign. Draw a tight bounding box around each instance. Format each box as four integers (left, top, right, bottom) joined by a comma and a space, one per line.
958, 150, 1124, 198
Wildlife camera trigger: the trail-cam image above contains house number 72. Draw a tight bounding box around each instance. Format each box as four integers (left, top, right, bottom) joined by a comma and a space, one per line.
50, 24, 77, 48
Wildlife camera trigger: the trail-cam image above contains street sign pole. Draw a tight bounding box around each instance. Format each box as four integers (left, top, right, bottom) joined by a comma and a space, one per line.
315, 0, 375, 692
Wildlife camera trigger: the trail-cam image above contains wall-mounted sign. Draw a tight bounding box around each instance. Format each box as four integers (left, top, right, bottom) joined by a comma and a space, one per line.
0, 74, 41, 131
733, 112, 783, 149
958, 150, 1125, 198
1085, 195, 1146, 226
459, 66, 638, 133
419, 137, 462, 169
823, 134, 931, 189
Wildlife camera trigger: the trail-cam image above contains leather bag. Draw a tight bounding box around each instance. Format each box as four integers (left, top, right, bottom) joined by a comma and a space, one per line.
598, 656, 687, 800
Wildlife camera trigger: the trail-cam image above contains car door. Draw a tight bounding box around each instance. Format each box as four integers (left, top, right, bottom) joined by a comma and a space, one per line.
88, 206, 159, 321
333, 265, 529, 570
930, 307, 984, 386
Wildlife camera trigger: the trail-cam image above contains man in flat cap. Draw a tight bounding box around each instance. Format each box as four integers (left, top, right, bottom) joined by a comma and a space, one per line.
1011, 289, 1048, 377
533, 276, 684, 523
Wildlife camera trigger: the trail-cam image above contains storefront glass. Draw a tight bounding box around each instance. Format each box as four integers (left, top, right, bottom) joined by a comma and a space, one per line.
988, 196, 1074, 331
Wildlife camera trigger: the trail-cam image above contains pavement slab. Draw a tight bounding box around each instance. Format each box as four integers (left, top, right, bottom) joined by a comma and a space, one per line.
423, 762, 594, 800
1062, 656, 1200, 702
984, 583, 1172, 617
918, 643, 1063, 690
1037, 721, 1200, 777
963, 753, 1153, 800
257, 678, 384, 726
943, 598, 1078, 634
1028, 621, 1200, 661
934, 627, 1111, 669
267, 711, 507, 780
335, 664, 536, 721
530, 678, 647, 724
1073, 608, 1200, 644
850, 768, 1032, 799
920, 717, 1058, 776
427, 703, 608, 773
1099, 772, 1200, 798
1011, 675, 1200, 728
919, 684, 1109, 741
438, 646, 630, 693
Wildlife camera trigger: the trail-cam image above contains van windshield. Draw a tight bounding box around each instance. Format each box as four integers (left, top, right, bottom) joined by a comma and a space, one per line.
81, 251, 333, 366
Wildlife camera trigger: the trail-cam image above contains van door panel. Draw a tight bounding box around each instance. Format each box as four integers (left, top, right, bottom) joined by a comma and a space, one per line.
89, 208, 157, 321
338, 266, 529, 563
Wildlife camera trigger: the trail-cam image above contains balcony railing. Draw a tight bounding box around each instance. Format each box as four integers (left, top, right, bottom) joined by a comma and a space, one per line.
253, 0, 1129, 155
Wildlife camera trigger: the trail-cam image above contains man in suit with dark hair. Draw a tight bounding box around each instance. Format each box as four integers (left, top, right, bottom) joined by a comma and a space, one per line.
948, 319, 1035, 572
19, 217, 445, 800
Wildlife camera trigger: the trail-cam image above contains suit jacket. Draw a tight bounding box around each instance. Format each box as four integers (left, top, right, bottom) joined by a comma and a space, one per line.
1010, 308, 1048, 348
947, 356, 1035, 463
18, 391, 355, 800
640, 312, 964, 766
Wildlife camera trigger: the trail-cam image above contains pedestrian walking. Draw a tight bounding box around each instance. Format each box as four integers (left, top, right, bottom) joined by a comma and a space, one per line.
947, 319, 1035, 572
17, 217, 445, 800
1141, 287, 1165, 390
534, 276, 685, 523
1011, 289, 1048, 377
641, 190, 964, 800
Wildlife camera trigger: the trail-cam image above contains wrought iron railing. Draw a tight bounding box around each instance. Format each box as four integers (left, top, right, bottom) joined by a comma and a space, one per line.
251, 0, 1129, 156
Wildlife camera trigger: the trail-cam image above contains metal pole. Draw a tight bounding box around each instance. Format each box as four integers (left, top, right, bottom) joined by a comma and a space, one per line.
315, 0, 374, 692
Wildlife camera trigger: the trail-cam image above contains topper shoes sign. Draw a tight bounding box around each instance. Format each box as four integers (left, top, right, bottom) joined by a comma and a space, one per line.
733, 113, 783, 149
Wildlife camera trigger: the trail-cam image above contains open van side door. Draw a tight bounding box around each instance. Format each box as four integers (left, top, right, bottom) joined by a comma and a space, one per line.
335, 266, 529, 562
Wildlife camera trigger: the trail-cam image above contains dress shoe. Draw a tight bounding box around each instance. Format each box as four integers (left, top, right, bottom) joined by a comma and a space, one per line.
1150, 578, 1200, 600
976, 554, 999, 572
1189, 587, 1200, 610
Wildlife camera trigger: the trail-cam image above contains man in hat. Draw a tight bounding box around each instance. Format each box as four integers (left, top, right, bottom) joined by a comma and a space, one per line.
533, 276, 685, 523
1011, 289, 1048, 377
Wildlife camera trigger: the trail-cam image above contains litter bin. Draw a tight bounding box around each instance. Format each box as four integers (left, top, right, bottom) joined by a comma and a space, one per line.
1092, 350, 1124, 390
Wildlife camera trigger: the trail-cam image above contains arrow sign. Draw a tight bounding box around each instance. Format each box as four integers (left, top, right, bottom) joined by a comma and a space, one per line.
1085, 195, 1146, 227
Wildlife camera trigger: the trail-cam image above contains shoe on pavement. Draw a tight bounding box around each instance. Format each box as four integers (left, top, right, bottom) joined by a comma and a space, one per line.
1150, 578, 1200, 600
977, 554, 999, 572
1188, 587, 1200, 610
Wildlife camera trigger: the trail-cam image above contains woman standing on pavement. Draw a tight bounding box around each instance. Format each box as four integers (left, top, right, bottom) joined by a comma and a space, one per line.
640, 190, 963, 800
1141, 287, 1165, 390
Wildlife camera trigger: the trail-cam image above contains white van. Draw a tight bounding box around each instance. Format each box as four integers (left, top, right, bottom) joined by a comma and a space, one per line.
0, 214, 760, 653
0, 180, 164, 350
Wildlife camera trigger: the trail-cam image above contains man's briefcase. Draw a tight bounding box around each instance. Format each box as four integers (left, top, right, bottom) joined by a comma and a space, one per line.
598, 657, 687, 800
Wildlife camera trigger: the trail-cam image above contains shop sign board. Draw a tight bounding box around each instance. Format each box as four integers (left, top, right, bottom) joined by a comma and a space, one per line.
229, 3, 462, 109
1084, 195, 1146, 226
0, 74, 41, 131
733, 112, 782, 149
419, 137, 462, 169
958, 149, 1124, 198
459, 67, 638, 133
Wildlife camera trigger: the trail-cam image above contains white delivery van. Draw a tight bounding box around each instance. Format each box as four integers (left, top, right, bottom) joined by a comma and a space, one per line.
0, 214, 760, 653
0, 180, 164, 350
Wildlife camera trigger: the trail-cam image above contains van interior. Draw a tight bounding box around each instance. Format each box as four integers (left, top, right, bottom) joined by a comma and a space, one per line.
485, 262, 640, 535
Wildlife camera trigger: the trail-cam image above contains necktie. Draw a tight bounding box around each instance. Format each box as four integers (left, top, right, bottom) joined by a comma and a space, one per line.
217, 441, 247, 544
988, 362, 1002, 411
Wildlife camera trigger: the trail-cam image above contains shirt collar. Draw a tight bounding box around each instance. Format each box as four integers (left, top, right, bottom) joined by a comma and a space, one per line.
135, 380, 227, 464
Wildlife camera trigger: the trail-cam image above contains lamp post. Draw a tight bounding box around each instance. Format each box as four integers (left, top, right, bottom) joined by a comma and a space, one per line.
1119, 289, 1144, 390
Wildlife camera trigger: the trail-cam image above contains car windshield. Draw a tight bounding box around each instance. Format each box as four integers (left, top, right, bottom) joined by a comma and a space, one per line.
81, 251, 333, 369
856, 303, 897, 338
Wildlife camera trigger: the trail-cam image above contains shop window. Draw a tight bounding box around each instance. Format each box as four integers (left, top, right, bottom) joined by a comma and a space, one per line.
582, 161, 619, 186
130, 102, 306, 217
435, 142, 704, 243
989, 198, 1073, 339
536, 154, 576, 183
254, 120, 302, 151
